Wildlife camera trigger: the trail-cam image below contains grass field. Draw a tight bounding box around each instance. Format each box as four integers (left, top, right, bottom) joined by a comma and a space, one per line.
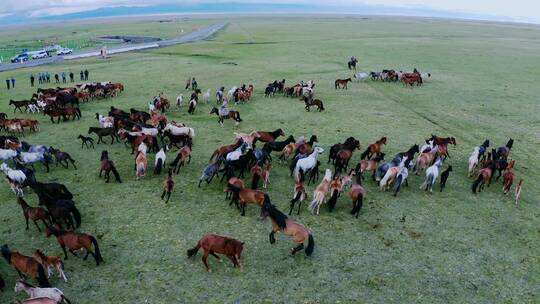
1, 16, 539, 303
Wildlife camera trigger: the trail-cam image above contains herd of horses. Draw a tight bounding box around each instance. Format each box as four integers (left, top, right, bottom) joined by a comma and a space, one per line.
0, 57, 524, 302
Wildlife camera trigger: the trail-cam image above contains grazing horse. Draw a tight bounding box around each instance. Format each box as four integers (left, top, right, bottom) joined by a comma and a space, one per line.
262, 198, 314, 256
161, 169, 175, 203
32, 250, 67, 283
99, 150, 122, 183
301, 96, 325, 112
503, 160, 515, 195
1, 245, 50, 287
308, 169, 332, 215
78, 135, 95, 149
361, 137, 387, 160
289, 169, 307, 215
187, 234, 244, 273
335, 78, 352, 89
17, 198, 51, 232
88, 127, 118, 145
226, 184, 266, 216
15, 280, 71, 304
45, 226, 103, 266
210, 107, 242, 127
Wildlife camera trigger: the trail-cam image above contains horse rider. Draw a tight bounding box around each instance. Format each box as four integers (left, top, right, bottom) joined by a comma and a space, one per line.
191, 77, 198, 90
216, 86, 224, 103
220, 98, 230, 116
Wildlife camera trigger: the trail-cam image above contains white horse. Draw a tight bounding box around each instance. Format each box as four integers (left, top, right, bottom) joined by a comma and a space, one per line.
154, 145, 168, 174
228, 86, 237, 97
420, 158, 443, 192
226, 143, 247, 161
203, 89, 211, 103
1, 162, 26, 196
139, 127, 159, 137
0, 149, 18, 161
294, 147, 324, 180
176, 94, 184, 107
164, 123, 195, 138
468, 147, 480, 177
15, 280, 70, 304
353, 72, 369, 82
27, 104, 40, 113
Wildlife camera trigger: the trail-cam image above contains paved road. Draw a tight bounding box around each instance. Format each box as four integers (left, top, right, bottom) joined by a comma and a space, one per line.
0, 22, 227, 72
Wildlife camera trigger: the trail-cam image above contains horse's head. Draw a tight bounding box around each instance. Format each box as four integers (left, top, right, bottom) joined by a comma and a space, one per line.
209, 107, 218, 115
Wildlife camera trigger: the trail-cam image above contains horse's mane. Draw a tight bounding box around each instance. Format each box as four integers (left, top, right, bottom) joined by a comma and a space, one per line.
263, 196, 287, 229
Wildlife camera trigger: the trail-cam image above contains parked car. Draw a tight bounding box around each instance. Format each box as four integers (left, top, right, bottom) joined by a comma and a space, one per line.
57, 48, 73, 55
31, 51, 49, 59
10, 53, 29, 63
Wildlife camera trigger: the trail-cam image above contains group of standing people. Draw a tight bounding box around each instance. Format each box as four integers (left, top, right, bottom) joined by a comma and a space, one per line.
5, 77, 16, 90
28, 69, 89, 87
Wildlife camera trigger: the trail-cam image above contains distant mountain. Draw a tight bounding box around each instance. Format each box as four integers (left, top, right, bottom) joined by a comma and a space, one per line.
0, 2, 519, 26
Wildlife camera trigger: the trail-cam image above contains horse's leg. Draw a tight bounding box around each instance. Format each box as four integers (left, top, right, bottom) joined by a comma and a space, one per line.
241, 202, 246, 216
269, 231, 276, 244
202, 250, 211, 272
33, 219, 41, 232
209, 251, 223, 262
291, 243, 304, 255
165, 191, 171, 204
61, 245, 69, 260
99, 168, 103, 177
161, 190, 166, 200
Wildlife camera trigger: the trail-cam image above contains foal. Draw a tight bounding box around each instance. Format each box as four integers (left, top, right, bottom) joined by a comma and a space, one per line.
77, 135, 94, 149
308, 169, 332, 215
289, 170, 307, 215
17, 198, 51, 232
503, 160, 515, 195
32, 250, 67, 282
170, 143, 192, 174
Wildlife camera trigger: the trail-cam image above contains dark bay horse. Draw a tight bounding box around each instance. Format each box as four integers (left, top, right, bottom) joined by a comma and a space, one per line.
301, 96, 325, 112
1, 244, 50, 287
46, 226, 103, 266
99, 150, 122, 183
335, 78, 352, 89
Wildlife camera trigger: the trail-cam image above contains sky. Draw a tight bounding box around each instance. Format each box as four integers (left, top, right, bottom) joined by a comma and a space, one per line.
1, 0, 539, 23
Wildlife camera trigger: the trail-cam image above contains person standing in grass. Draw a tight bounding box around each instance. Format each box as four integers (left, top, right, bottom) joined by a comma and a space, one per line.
46, 72, 50, 83
54, 73, 59, 83
30, 74, 35, 87
191, 77, 198, 90
80, 70, 84, 81
84, 69, 89, 80
6, 78, 10, 90
62, 72, 66, 83
10, 77, 15, 88
38, 73, 42, 85
69, 71, 74, 82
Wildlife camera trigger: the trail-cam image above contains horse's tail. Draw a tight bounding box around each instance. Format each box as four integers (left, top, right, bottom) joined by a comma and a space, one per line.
350, 195, 363, 215
37, 264, 51, 287
236, 112, 242, 122
305, 234, 315, 256
264, 193, 271, 206
154, 159, 163, 175
327, 189, 339, 212
70, 205, 81, 228
319, 101, 324, 111
61, 295, 72, 304
360, 146, 370, 160
111, 165, 122, 183
251, 173, 260, 190
334, 80, 338, 89
89, 235, 103, 264
426, 172, 435, 188
187, 241, 201, 258
472, 174, 482, 194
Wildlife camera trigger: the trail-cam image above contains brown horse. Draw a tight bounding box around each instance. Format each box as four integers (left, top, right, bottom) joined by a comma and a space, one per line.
155, 97, 170, 112
349, 170, 367, 218
357, 153, 385, 180
226, 184, 266, 216
503, 160, 515, 195
301, 96, 325, 112
472, 163, 495, 194
414, 147, 439, 175
289, 171, 307, 215
262, 198, 314, 256
32, 250, 67, 282
17, 198, 51, 232
224, 177, 245, 206
209, 138, 243, 162
237, 85, 253, 102
187, 234, 244, 273
170, 143, 192, 174
250, 164, 263, 190
335, 78, 351, 89
210, 107, 242, 126
430, 135, 457, 146
361, 137, 387, 160
161, 169, 175, 203
334, 139, 360, 176
99, 150, 122, 183
253, 129, 285, 143
296, 135, 318, 155
1, 245, 50, 287
401, 73, 422, 86
45, 226, 103, 266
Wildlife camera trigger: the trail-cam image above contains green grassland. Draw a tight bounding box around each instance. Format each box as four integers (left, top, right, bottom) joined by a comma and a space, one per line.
0, 16, 539, 303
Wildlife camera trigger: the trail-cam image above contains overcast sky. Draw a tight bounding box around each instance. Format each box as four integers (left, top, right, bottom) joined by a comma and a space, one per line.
1, 0, 539, 22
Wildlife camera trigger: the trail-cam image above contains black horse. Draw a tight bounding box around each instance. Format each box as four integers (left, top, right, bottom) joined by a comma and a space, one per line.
29, 181, 80, 229
263, 135, 295, 153
49, 147, 77, 169
88, 127, 119, 144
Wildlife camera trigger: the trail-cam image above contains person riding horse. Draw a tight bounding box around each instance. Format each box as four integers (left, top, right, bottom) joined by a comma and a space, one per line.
220, 98, 230, 117
348, 56, 358, 70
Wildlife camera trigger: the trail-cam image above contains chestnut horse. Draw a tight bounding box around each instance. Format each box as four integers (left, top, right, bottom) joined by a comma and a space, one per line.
187, 234, 244, 272
99, 150, 122, 183
472, 163, 495, 194
289, 170, 307, 215
33, 250, 67, 282
503, 160, 515, 195
335, 78, 351, 89
357, 153, 385, 180
1, 245, 50, 287
209, 138, 243, 162
226, 184, 266, 216
45, 226, 103, 266
253, 129, 285, 143
334, 139, 360, 176
262, 198, 314, 256
361, 137, 386, 160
